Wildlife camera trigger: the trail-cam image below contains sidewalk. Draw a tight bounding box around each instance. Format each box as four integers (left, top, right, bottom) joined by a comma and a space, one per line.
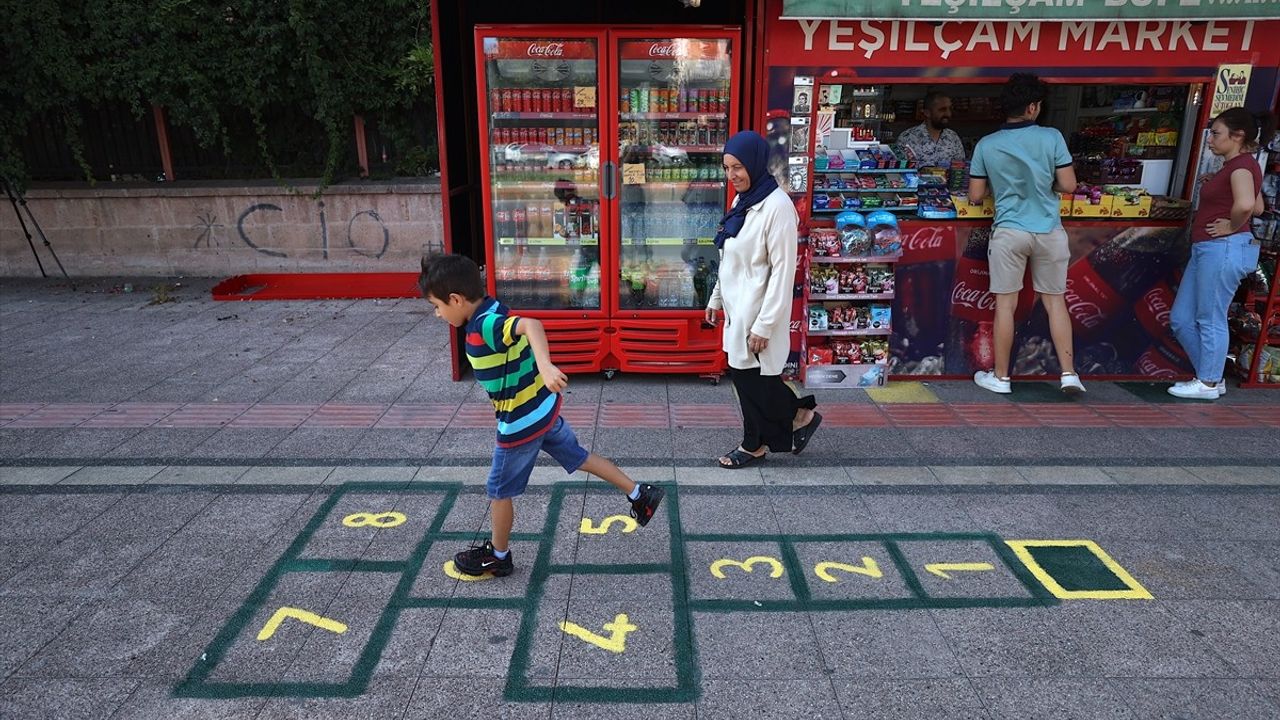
2, 277, 1279, 720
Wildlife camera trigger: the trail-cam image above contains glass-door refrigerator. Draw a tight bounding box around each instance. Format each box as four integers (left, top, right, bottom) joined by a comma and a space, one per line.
476, 27, 739, 376
476, 31, 610, 373
608, 32, 738, 375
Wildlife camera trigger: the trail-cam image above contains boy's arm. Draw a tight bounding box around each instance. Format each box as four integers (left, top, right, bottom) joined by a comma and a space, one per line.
513, 317, 568, 392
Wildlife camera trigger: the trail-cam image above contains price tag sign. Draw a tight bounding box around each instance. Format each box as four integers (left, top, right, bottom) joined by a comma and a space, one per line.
574, 86, 596, 109
622, 163, 646, 185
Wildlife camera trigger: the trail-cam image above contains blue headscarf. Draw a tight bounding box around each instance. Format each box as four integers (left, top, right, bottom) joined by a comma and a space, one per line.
713, 130, 779, 249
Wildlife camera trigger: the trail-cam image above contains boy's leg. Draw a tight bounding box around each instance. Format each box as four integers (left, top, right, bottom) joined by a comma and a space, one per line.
491, 497, 514, 553
579, 453, 636, 495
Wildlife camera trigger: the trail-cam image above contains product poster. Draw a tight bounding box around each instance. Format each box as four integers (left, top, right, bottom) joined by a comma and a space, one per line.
790, 117, 811, 154
890, 221, 1191, 378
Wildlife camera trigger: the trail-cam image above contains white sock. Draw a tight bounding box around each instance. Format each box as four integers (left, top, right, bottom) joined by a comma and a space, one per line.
627, 485, 642, 501
493, 548, 509, 559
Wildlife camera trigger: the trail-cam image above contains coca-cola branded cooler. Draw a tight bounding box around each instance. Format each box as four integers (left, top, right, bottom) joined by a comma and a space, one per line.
475, 27, 739, 375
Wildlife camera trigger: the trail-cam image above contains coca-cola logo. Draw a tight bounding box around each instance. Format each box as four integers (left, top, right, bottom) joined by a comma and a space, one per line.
648, 43, 678, 57
527, 42, 564, 57
1140, 286, 1172, 326
950, 280, 996, 313
1065, 277, 1107, 331
903, 227, 945, 252
1136, 351, 1178, 378
789, 320, 802, 332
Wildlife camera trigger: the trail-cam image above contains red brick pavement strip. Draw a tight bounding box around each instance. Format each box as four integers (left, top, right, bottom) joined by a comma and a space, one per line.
227, 405, 316, 429
375, 404, 456, 429
5, 403, 112, 428
450, 403, 499, 428
1092, 404, 1178, 428
881, 404, 963, 427
303, 404, 389, 429
1159, 404, 1258, 428
0, 403, 46, 424
817, 404, 890, 427
158, 403, 252, 428
949, 403, 1035, 427
79, 403, 184, 428
1020, 404, 1112, 428
600, 403, 670, 428
1234, 405, 1280, 428
559, 404, 598, 427
670, 404, 739, 428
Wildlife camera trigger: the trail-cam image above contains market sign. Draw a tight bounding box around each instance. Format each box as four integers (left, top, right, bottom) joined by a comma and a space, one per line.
768, 18, 1278, 66
782, 0, 1280, 22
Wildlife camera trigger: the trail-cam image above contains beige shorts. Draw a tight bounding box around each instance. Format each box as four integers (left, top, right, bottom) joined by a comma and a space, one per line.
988, 226, 1070, 295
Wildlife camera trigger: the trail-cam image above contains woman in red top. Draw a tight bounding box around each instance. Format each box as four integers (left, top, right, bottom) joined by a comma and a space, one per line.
1168, 108, 1274, 400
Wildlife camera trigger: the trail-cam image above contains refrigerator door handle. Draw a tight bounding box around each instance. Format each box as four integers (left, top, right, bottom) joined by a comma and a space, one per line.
602, 161, 617, 201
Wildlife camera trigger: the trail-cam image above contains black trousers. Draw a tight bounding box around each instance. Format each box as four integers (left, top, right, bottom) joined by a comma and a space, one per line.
730, 367, 817, 453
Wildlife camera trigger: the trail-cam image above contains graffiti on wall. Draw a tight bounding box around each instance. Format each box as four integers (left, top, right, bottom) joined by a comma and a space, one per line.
191, 200, 442, 259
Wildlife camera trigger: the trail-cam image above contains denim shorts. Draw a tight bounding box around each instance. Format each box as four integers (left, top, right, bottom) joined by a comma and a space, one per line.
487, 416, 589, 500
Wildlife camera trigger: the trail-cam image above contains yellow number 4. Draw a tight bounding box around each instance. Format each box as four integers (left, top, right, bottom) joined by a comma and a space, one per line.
559, 613, 637, 654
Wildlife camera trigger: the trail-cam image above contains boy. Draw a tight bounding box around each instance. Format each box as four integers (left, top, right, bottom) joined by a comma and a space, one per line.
418, 253, 664, 577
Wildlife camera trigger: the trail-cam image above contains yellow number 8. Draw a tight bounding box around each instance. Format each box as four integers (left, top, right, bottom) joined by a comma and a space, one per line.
342, 511, 406, 528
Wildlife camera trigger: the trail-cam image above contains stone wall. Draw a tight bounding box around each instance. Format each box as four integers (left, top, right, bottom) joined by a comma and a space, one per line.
0, 180, 444, 277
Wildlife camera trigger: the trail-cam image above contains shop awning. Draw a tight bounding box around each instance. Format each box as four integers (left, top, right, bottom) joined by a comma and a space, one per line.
781, 0, 1280, 22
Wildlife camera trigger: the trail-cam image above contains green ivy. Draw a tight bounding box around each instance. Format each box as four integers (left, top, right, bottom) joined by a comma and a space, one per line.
0, 0, 437, 192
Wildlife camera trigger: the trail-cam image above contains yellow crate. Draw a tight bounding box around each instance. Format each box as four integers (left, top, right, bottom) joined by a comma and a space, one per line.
1059, 193, 1074, 217
951, 194, 995, 218
1109, 193, 1152, 218
1071, 194, 1112, 218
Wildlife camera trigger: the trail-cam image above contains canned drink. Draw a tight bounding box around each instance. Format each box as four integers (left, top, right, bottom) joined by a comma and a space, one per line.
620, 91, 631, 113
541, 89, 552, 113
530, 89, 541, 113
718, 89, 729, 113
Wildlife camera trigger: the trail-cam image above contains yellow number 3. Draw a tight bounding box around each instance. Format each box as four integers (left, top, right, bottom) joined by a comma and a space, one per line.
342, 511, 406, 528
710, 556, 785, 579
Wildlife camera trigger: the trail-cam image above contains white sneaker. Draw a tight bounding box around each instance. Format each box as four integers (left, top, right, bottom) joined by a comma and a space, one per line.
1060, 372, 1086, 395
974, 370, 1011, 394
1175, 378, 1226, 396
1168, 379, 1219, 400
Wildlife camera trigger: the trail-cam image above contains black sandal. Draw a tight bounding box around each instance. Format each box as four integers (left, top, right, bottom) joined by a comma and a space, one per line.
718, 447, 766, 469
792, 411, 823, 455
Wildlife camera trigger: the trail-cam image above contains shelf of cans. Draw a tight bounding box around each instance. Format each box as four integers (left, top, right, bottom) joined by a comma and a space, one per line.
619, 87, 729, 115
491, 127, 599, 146
490, 88, 592, 114
493, 245, 602, 310
620, 119, 730, 149
491, 166, 601, 185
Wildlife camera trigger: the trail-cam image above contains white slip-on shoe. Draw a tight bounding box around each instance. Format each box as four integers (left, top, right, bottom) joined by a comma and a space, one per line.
974, 370, 1012, 394
1060, 372, 1086, 395
1167, 379, 1219, 400
1217, 382, 1227, 397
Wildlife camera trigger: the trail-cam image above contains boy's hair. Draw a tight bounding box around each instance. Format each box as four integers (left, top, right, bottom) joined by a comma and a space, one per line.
1000, 73, 1047, 119
418, 253, 485, 302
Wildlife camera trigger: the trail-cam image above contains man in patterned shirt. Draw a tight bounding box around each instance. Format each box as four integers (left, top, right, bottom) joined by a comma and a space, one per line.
419, 253, 665, 577
897, 91, 965, 168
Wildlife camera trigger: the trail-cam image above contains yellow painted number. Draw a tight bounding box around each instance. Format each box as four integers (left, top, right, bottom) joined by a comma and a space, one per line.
579, 515, 638, 535
559, 613, 637, 654
814, 557, 883, 583
710, 556, 785, 579
342, 511, 406, 528
925, 562, 994, 579
257, 607, 348, 642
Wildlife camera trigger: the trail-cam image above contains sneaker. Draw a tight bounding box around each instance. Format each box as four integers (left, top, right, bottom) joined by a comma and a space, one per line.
453, 540, 514, 577
1167, 379, 1219, 400
629, 483, 665, 528
973, 370, 1011, 394
1060, 372, 1086, 395
1174, 379, 1226, 397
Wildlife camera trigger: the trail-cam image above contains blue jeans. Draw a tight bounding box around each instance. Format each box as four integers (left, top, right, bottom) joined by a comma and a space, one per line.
1169, 232, 1260, 383
486, 416, 589, 500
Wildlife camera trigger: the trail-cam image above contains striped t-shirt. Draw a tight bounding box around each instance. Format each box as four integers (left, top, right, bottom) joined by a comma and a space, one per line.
464, 297, 560, 447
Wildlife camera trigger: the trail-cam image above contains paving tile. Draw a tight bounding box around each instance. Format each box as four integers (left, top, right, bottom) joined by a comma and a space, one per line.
830, 678, 989, 720
1162, 600, 1280, 676
0, 465, 81, 484
1016, 465, 1115, 485
974, 678, 1139, 720
1110, 679, 1280, 720
236, 465, 335, 485
0, 678, 140, 720
847, 465, 939, 484
59, 464, 163, 485
697, 678, 843, 720
692, 612, 822, 679
149, 464, 251, 485
931, 466, 1029, 485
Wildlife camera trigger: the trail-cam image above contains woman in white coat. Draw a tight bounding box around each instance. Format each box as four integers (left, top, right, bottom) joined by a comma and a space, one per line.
705, 131, 821, 469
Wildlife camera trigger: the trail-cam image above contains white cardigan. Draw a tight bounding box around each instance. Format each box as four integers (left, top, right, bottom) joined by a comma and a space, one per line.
707, 186, 799, 375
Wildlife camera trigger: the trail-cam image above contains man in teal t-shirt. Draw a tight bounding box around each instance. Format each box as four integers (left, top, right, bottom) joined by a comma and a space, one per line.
967, 73, 1084, 397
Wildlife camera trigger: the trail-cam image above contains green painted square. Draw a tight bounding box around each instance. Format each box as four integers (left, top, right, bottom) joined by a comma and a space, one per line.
1025, 545, 1129, 592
